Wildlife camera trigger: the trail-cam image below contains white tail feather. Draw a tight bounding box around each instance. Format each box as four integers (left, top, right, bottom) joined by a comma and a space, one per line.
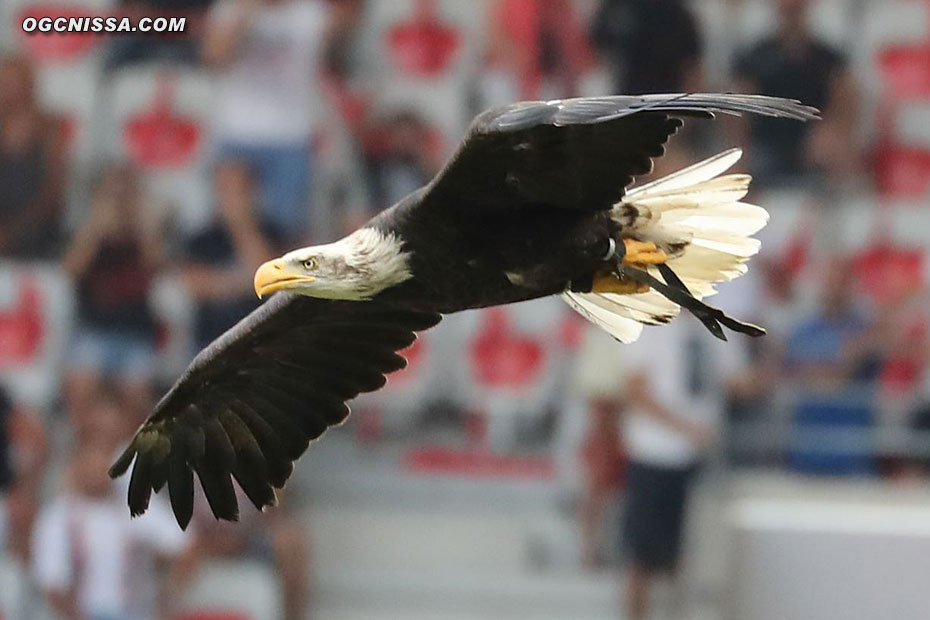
626, 148, 743, 197
563, 148, 766, 343
562, 291, 644, 343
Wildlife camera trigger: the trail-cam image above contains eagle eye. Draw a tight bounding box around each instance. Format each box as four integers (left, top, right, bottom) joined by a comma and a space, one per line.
302, 257, 318, 270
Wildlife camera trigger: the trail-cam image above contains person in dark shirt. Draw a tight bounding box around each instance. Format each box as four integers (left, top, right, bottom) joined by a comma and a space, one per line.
364, 110, 441, 213
590, 0, 703, 95
0, 53, 68, 259
0, 390, 13, 498
782, 257, 882, 474
182, 161, 282, 351
104, 0, 212, 71
62, 164, 163, 420
731, 0, 858, 185
0, 385, 46, 560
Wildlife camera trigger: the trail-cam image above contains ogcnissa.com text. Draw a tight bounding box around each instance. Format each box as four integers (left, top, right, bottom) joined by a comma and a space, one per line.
22, 15, 186, 34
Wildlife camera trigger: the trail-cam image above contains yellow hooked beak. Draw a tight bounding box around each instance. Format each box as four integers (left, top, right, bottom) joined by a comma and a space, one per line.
254, 258, 316, 298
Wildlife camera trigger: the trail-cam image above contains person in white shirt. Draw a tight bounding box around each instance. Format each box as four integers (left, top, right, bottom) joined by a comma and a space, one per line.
618, 315, 743, 620
32, 437, 191, 620
202, 0, 347, 243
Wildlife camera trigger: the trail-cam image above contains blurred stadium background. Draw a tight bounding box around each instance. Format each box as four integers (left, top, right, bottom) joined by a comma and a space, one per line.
2, 0, 930, 619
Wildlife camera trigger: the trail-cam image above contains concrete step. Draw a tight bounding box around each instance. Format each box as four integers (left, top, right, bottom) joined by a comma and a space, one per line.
312, 568, 618, 620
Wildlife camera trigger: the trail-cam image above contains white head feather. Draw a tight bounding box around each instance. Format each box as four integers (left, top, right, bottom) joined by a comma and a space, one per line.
281, 227, 412, 300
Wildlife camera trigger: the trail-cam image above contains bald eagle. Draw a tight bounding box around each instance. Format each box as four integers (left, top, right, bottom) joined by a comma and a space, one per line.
110, 94, 817, 528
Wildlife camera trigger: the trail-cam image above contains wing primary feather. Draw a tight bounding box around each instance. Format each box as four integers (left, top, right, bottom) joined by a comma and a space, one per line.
232, 460, 277, 511
217, 409, 278, 511
167, 447, 194, 530
217, 388, 309, 457
108, 444, 137, 479
237, 391, 317, 451
127, 454, 154, 517
203, 415, 237, 471
194, 410, 240, 521
194, 460, 239, 521
217, 409, 268, 474
150, 461, 169, 494
222, 397, 293, 463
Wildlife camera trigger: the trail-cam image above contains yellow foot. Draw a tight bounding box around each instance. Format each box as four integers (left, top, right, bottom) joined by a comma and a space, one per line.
592, 272, 651, 295
622, 239, 667, 265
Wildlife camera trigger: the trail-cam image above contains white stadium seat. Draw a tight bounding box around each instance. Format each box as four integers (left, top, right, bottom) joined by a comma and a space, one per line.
0, 555, 27, 620
174, 560, 282, 620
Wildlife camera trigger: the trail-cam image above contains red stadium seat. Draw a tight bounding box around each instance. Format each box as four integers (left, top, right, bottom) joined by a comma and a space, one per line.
386, 0, 462, 78
0, 264, 74, 410
123, 76, 202, 170
103, 67, 215, 230
854, 242, 926, 303
14, 2, 104, 65
879, 46, 930, 99
174, 613, 250, 620
874, 143, 930, 198
0, 277, 43, 368
470, 307, 545, 389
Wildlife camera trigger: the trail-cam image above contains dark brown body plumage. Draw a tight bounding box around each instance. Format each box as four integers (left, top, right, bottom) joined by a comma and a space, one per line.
371, 193, 617, 313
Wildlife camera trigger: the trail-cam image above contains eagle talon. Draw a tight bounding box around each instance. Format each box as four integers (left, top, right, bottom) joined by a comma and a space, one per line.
622, 239, 667, 265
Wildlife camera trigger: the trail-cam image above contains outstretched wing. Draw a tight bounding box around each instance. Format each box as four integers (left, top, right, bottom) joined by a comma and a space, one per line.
425, 93, 819, 212
109, 293, 441, 528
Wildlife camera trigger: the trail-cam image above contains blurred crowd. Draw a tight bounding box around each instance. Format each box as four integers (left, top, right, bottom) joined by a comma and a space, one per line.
1, 0, 929, 619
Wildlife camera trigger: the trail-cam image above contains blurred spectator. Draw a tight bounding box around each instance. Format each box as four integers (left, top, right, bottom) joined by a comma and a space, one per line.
720, 258, 801, 465
907, 367, 930, 477
0, 385, 46, 562
363, 110, 442, 212
578, 398, 624, 569
202, 0, 338, 243
783, 257, 881, 474
483, 0, 593, 103
32, 429, 192, 620
783, 258, 879, 393
572, 325, 628, 569
105, 0, 212, 71
590, 0, 703, 95
618, 317, 740, 620
731, 0, 859, 186
0, 53, 68, 259
62, 164, 163, 420
190, 498, 310, 620
181, 161, 282, 350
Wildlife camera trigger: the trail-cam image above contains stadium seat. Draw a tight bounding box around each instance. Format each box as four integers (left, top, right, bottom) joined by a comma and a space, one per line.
102, 66, 215, 232
173, 560, 282, 620
0, 555, 27, 620
0, 264, 75, 411
788, 394, 875, 476
855, 241, 925, 303
5, 0, 114, 171
353, 0, 490, 147
874, 143, 930, 198
385, 0, 462, 79
149, 273, 195, 383
461, 299, 571, 452
879, 45, 930, 99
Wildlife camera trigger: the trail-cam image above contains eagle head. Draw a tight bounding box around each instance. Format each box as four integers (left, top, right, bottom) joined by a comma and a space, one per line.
254, 227, 412, 301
